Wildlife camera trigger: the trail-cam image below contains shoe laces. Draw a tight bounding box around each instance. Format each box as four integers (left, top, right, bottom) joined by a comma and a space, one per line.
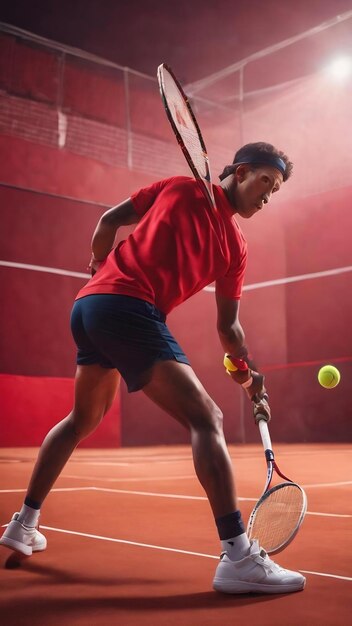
251, 540, 284, 574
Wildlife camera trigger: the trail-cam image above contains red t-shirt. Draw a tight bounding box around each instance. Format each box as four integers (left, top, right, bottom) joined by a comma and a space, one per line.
76, 176, 247, 314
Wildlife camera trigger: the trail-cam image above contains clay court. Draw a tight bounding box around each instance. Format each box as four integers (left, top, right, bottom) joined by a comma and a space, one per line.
1, 444, 351, 625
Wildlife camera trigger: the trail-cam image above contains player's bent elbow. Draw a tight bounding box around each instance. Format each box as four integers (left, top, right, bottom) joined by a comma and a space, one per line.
217, 324, 245, 351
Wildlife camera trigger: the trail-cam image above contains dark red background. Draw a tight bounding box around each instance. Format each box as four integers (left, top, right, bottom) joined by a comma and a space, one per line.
1, 32, 351, 447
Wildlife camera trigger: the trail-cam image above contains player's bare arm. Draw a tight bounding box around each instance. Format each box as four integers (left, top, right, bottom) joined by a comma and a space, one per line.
216, 292, 267, 406
216, 293, 245, 355
90, 198, 140, 267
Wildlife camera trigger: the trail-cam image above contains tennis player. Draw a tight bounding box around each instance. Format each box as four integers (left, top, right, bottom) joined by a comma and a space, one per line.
1, 142, 305, 594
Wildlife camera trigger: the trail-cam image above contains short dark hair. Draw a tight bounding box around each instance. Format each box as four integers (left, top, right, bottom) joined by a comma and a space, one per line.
219, 142, 293, 182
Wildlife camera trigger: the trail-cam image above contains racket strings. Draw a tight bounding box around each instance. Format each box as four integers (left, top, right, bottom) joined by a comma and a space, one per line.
249, 484, 306, 553
163, 73, 208, 179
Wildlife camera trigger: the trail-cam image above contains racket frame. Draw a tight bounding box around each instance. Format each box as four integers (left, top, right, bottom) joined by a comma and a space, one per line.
259, 419, 293, 491
247, 415, 308, 554
247, 480, 307, 554
157, 63, 215, 208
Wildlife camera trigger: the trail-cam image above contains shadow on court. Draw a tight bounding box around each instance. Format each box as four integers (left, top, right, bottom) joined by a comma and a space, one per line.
1, 590, 283, 621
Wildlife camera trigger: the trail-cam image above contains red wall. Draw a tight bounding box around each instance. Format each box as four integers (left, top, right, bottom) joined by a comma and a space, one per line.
0, 180, 124, 447
0, 177, 135, 448
0, 135, 152, 204
1, 33, 351, 445
1, 145, 351, 445
0, 374, 120, 448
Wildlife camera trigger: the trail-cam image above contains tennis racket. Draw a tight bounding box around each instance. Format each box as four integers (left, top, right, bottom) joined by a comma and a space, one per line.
247, 404, 307, 554
157, 63, 215, 209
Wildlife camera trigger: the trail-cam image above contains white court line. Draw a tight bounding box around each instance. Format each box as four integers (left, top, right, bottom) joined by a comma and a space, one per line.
71, 457, 189, 464
204, 265, 352, 292
63, 473, 352, 491
31, 524, 352, 582
0, 487, 94, 494
302, 481, 352, 489
89, 455, 193, 463
41, 525, 217, 559
305, 511, 351, 518
63, 473, 196, 483
1, 260, 351, 291
90, 486, 208, 501
299, 570, 352, 582
86, 487, 352, 517
3, 485, 349, 518
1, 521, 350, 582
72, 459, 134, 467
0, 260, 89, 279
75, 458, 192, 466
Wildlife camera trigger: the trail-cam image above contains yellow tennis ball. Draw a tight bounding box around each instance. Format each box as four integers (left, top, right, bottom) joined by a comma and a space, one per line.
318, 365, 341, 389
223, 354, 238, 372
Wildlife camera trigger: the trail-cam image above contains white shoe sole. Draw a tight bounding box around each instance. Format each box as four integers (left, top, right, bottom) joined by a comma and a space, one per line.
213, 577, 306, 594
0, 534, 47, 556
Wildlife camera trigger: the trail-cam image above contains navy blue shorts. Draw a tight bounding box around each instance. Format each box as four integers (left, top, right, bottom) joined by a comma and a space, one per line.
70, 294, 190, 392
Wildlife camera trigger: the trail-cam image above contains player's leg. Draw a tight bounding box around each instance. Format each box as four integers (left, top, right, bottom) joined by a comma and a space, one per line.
0, 364, 119, 556
143, 360, 235, 519
26, 364, 119, 504
143, 359, 305, 593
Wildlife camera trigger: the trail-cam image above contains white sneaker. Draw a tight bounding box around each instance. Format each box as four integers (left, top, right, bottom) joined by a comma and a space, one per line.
213, 539, 306, 594
0, 513, 47, 556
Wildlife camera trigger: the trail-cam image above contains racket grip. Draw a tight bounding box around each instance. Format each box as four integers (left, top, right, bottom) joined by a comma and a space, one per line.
258, 419, 272, 451
253, 393, 271, 425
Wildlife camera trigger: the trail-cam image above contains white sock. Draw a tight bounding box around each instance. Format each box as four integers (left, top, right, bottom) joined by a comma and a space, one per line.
221, 532, 251, 561
18, 504, 40, 527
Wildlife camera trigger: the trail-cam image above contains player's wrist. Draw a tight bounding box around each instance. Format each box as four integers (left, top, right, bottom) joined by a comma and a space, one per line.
223, 354, 252, 385
223, 354, 266, 400
245, 371, 267, 401
241, 375, 253, 389
223, 353, 249, 373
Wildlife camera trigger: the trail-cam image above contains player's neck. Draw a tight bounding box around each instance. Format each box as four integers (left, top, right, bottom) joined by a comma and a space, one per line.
220, 176, 238, 213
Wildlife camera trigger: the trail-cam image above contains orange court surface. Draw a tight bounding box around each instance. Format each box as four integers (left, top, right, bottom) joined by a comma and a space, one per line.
0, 444, 351, 626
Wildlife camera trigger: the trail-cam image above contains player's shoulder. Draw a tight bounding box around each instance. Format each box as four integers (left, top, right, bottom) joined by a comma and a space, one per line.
162, 175, 196, 188
162, 176, 207, 200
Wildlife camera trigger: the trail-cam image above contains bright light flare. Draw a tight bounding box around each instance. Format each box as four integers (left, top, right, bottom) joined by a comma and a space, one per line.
326, 56, 352, 80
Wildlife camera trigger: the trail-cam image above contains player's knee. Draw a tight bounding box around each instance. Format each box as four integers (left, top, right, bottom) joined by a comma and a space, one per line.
192, 400, 224, 434
70, 410, 104, 440
209, 404, 224, 433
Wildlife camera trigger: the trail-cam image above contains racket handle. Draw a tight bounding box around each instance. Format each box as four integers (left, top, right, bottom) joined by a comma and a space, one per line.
258, 419, 273, 452
253, 392, 271, 424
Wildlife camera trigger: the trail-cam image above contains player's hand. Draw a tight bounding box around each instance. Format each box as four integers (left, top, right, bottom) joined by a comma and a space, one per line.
223, 354, 266, 402
226, 367, 251, 385
252, 393, 271, 423
226, 366, 266, 401
242, 370, 266, 402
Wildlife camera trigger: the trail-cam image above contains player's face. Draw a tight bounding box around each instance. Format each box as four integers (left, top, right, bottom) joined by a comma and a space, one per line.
234, 166, 283, 218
